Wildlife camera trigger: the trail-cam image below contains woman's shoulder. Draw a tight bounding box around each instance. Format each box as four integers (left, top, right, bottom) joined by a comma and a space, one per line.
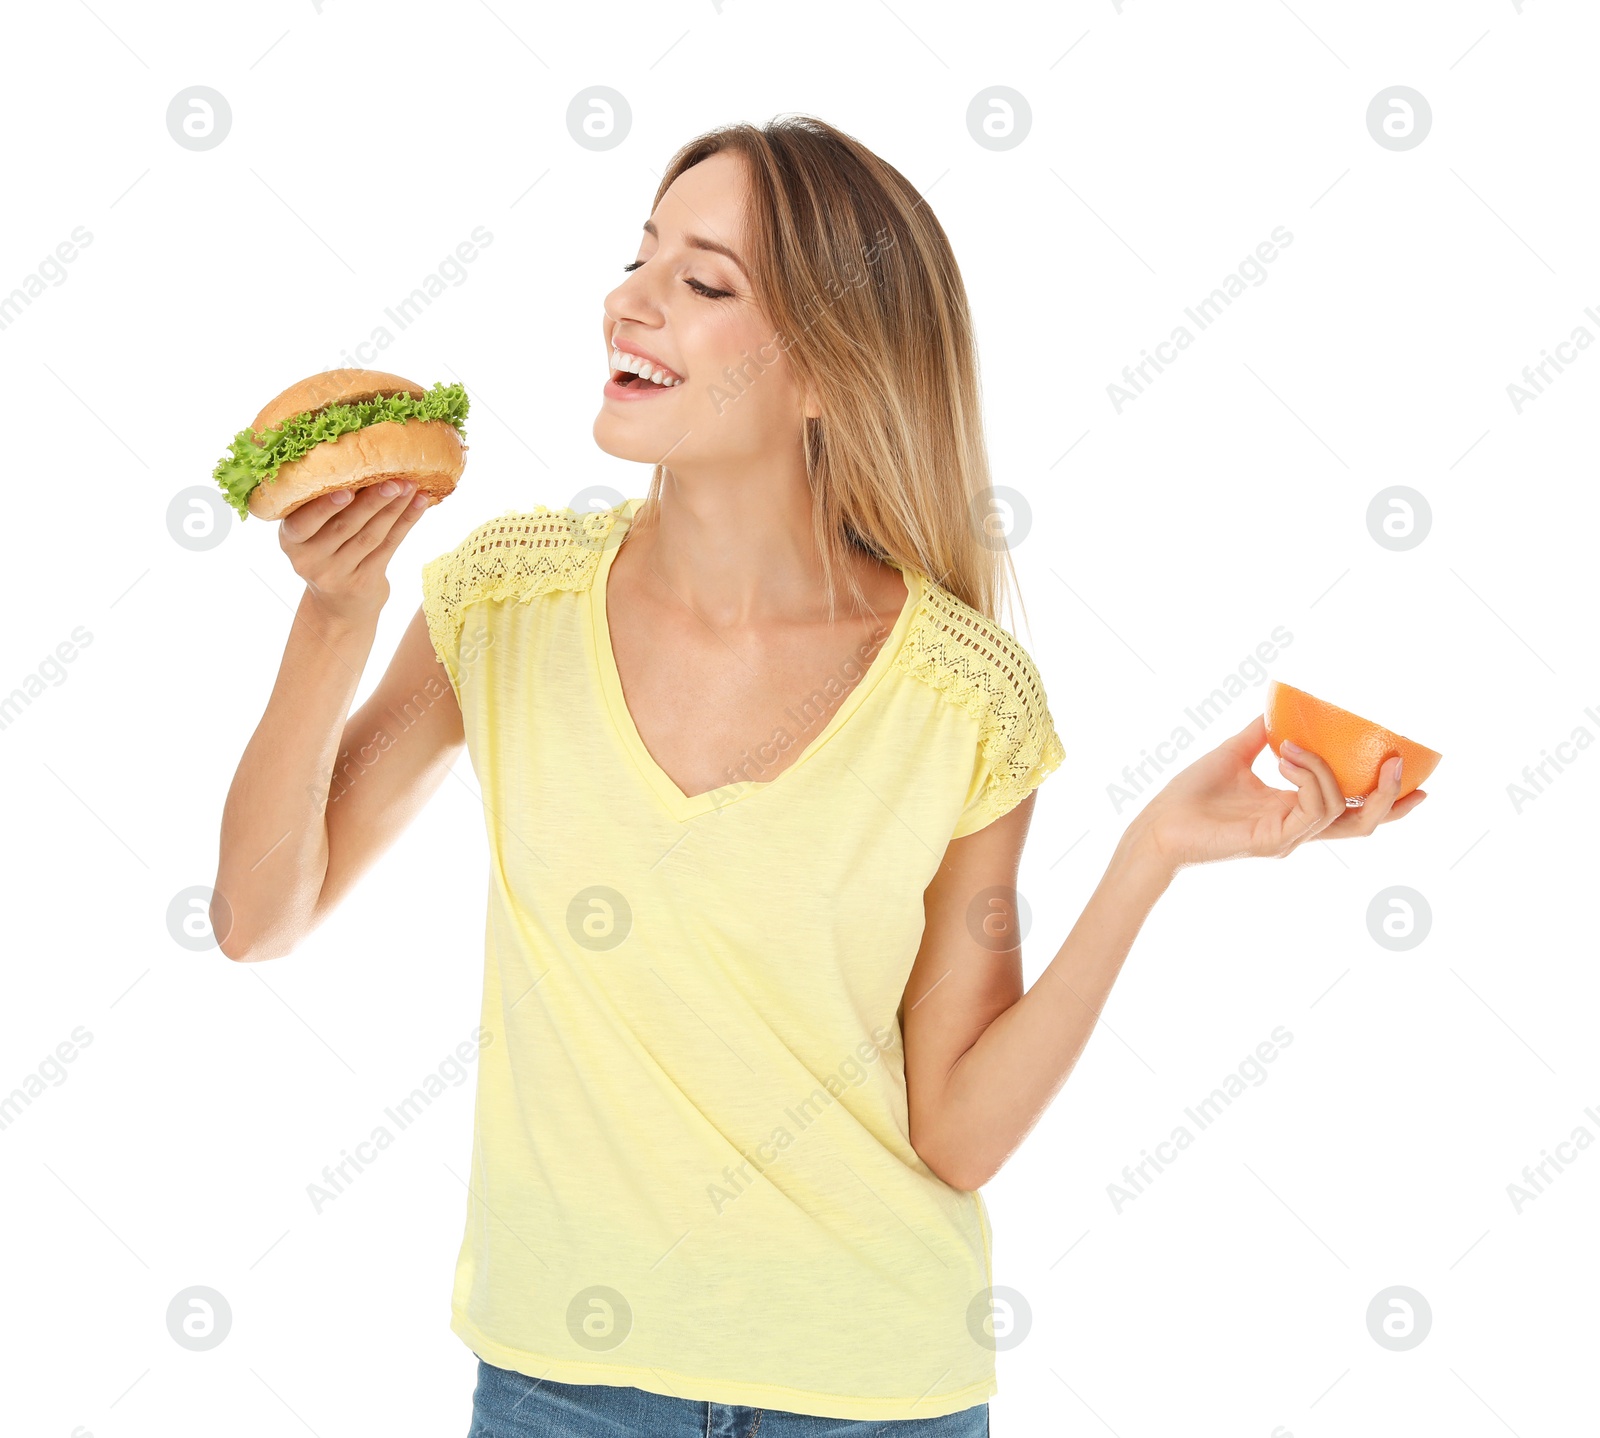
897, 576, 1053, 710
420, 498, 628, 619
895, 573, 1065, 787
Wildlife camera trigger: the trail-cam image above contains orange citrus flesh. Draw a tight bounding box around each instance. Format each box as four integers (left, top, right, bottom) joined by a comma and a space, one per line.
1263, 681, 1441, 803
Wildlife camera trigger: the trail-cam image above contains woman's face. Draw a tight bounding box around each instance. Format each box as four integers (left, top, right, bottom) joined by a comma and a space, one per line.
593, 150, 812, 472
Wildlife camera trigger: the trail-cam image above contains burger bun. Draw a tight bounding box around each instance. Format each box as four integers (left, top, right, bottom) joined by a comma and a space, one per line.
244, 369, 467, 521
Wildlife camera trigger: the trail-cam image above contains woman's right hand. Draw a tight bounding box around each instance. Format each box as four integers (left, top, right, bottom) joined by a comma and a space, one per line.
216, 475, 459, 961
280, 479, 433, 626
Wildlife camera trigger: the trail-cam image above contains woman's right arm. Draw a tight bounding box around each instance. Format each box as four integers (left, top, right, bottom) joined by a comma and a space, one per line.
210, 478, 464, 962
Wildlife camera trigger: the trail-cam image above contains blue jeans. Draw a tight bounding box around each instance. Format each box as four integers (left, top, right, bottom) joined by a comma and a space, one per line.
468, 1358, 990, 1437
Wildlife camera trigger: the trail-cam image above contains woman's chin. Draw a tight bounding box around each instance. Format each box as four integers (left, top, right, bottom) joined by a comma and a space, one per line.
591, 414, 670, 464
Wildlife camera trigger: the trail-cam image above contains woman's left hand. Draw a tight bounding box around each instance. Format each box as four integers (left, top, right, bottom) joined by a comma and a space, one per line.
1128, 714, 1429, 871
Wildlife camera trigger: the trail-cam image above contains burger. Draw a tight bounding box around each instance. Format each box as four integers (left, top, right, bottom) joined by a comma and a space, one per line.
212, 369, 469, 521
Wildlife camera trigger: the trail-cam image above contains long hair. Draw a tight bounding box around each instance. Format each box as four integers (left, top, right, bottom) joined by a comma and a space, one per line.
639, 114, 1021, 626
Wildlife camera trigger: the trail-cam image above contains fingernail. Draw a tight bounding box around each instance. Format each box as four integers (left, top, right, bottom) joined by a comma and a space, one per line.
1391, 756, 1404, 784
330, 490, 352, 505
1280, 739, 1303, 755
410, 493, 428, 510
379, 479, 400, 496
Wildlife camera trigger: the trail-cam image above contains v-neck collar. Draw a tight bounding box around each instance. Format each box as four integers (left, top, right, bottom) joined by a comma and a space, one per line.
589, 497, 924, 824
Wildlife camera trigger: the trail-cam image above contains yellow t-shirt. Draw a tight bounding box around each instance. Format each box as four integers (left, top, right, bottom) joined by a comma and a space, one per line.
419, 497, 1064, 1421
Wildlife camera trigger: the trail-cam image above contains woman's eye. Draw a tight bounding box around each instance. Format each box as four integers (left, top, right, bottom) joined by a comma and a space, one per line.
619, 259, 731, 300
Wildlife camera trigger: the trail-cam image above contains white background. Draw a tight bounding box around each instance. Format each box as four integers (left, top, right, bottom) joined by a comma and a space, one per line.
2, 1, 1595, 1434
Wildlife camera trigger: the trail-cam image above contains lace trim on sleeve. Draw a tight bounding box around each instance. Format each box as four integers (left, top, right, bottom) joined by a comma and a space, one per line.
894, 582, 1066, 833
421, 505, 616, 695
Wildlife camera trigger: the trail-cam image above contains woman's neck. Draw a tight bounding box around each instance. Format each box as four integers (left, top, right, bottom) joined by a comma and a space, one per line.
629, 472, 878, 627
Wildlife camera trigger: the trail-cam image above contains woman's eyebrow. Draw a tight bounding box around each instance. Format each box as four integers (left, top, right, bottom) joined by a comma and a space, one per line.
641, 218, 748, 276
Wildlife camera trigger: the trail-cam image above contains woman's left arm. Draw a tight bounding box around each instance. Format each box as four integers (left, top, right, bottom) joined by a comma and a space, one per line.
902, 713, 1428, 1191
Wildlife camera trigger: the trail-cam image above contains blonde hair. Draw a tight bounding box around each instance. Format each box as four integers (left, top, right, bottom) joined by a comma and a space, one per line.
640, 114, 1022, 627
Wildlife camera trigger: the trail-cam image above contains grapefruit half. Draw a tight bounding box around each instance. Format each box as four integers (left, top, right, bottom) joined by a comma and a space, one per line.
1264, 681, 1441, 806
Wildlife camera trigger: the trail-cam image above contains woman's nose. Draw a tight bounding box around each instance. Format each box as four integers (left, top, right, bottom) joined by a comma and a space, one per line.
602, 282, 632, 319
603, 260, 666, 318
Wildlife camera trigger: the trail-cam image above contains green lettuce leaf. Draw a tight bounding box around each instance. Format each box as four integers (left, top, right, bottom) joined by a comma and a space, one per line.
212, 381, 470, 520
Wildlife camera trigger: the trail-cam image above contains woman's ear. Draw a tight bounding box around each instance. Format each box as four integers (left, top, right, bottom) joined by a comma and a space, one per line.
802, 386, 822, 421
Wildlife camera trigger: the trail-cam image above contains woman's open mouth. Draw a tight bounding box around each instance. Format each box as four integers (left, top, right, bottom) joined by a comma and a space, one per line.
604, 347, 683, 402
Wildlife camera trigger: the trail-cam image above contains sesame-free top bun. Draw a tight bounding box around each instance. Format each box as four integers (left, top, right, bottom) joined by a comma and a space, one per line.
250, 369, 426, 434
245, 369, 466, 521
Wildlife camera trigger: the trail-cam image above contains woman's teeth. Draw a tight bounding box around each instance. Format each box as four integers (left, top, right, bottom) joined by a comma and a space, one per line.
610, 348, 681, 387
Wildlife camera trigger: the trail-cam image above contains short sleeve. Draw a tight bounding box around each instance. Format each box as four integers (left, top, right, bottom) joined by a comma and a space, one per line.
945, 621, 1066, 841
420, 506, 618, 703
420, 529, 477, 703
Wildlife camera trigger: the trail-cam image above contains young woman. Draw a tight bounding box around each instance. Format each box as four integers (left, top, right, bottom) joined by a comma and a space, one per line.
213, 116, 1426, 1437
